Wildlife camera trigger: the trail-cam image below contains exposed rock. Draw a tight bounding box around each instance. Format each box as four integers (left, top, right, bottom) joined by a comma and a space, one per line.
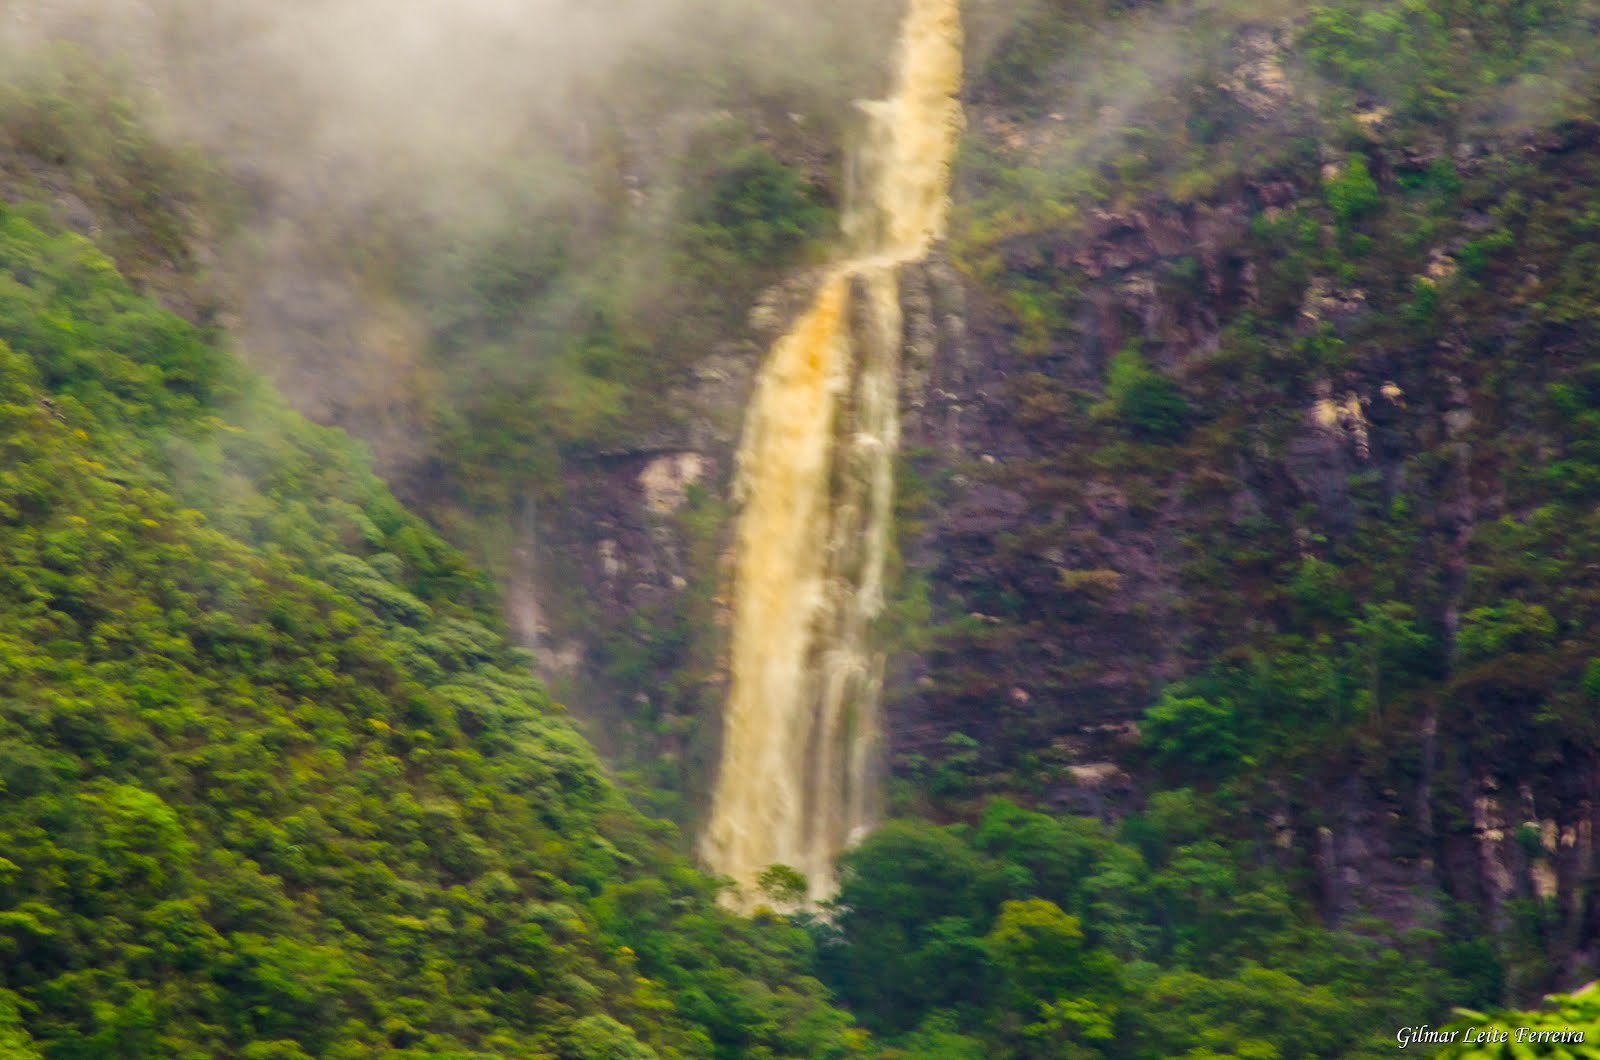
1225, 28, 1293, 118
544, 640, 584, 678
1309, 387, 1371, 462
598, 539, 623, 579
947, 483, 1028, 536
1067, 762, 1127, 788
638, 452, 706, 515
1299, 277, 1367, 325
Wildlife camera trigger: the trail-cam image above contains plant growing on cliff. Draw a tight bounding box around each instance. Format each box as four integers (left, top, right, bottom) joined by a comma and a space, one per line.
1326, 155, 1382, 234
1093, 345, 1189, 441
678, 139, 833, 278
1456, 600, 1558, 663
1141, 691, 1247, 774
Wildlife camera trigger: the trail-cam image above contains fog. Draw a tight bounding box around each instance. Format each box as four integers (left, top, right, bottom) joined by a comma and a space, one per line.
0, 0, 930, 467
3, 0, 912, 204
9, 0, 1587, 488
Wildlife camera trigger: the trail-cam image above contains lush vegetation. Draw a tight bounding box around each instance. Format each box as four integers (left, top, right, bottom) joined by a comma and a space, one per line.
0, 178, 1491, 1056
818, 797, 1476, 1059
1438, 984, 1600, 1058
0, 202, 874, 1058
893, 0, 1600, 1039
403, 117, 837, 518
8, 0, 1600, 1053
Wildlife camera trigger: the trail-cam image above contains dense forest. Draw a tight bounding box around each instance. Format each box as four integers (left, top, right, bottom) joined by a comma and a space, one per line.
5, 0, 1600, 1055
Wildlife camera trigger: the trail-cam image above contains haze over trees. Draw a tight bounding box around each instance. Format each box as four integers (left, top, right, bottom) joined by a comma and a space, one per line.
3, 0, 1600, 1055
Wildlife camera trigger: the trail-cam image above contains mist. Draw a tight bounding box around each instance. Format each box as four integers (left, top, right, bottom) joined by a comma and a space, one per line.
3, 0, 911, 204
1, 0, 927, 476
11, 0, 1587, 509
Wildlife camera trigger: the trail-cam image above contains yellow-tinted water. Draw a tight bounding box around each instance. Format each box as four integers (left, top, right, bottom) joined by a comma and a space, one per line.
699, 0, 964, 907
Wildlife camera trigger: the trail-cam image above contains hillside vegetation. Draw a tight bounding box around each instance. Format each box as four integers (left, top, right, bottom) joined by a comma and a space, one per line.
0, 125, 1517, 1060
7, 0, 1600, 1055
0, 201, 871, 1059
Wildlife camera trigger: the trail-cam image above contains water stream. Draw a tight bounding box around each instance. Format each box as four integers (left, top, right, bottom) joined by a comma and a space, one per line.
699, 0, 964, 906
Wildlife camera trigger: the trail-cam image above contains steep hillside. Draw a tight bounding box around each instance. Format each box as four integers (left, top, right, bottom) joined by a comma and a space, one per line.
434, 0, 1600, 1032
10, 0, 1600, 1054
0, 202, 869, 1058
897, 0, 1600, 997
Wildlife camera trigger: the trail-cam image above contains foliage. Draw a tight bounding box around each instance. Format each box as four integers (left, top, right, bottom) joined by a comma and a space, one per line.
1456, 601, 1558, 664
677, 140, 832, 278
816, 801, 1467, 1058
1093, 345, 1189, 440
1141, 692, 1246, 774
1437, 983, 1600, 1057
0, 44, 220, 288
905, 0, 1600, 1028
15, 0, 1600, 1053
757, 864, 810, 906
1325, 156, 1382, 232
0, 203, 868, 1058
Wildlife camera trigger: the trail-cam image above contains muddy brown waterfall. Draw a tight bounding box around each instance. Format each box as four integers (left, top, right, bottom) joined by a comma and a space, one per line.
699, 0, 964, 907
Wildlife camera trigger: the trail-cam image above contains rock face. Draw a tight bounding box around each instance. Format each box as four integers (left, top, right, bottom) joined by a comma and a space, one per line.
871, 111, 1600, 985
489, 38, 1600, 993
555, 451, 719, 612
638, 453, 707, 516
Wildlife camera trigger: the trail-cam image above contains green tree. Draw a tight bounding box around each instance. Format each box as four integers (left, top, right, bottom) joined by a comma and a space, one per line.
1325, 156, 1382, 231
827, 821, 1008, 1032
1142, 692, 1246, 774
1094, 346, 1189, 440
1457, 601, 1558, 663
984, 896, 1119, 1007
1347, 601, 1433, 718
758, 864, 810, 906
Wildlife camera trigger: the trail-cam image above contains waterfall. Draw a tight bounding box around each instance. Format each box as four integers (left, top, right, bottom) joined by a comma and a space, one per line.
700, 0, 963, 907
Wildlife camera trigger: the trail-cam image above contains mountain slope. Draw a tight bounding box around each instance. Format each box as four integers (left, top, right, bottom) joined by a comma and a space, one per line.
884, 0, 1600, 1004
0, 201, 866, 1059
10, 1, 1600, 1054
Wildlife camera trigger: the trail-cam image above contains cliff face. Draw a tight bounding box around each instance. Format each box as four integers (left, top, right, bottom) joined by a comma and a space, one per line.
897, 76, 1600, 994
13, 0, 1600, 1005
517, 7, 1600, 992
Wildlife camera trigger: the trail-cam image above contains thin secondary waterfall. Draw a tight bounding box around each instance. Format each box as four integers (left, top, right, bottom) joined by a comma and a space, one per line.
700, 0, 963, 906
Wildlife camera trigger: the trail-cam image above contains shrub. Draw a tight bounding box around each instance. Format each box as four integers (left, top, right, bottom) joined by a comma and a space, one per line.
1325, 155, 1381, 231
1456, 601, 1558, 663
1141, 692, 1245, 773
1094, 346, 1188, 441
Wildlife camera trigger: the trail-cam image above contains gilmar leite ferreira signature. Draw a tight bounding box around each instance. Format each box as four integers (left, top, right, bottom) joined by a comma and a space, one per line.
1397, 1024, 1587, 1049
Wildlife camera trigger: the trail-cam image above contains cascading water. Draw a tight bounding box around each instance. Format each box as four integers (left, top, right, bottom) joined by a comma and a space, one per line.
699, 0, 963, 907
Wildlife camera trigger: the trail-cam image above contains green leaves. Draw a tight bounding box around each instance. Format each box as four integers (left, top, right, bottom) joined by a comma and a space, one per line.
1325, 157, 1382, 232
678, 141, 832, 275
823, 799, 1457, 1058
756, 864, 809, 906
985, 898, 1089, 999
0, 991, 41, 1060
1092, 346, 1189, 441
0, 193, 869, 1059
1437, 984, 1600, 1058
0, 207, 224, 427
563, 1014, 660, 1059
1142, 693, 1246, 774
1457, 601, 1558, 664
